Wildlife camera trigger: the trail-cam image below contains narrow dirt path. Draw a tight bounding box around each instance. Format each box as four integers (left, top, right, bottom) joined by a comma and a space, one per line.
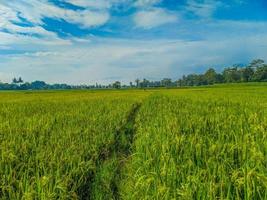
111, 103, 141, 199
84, 103, 142, 200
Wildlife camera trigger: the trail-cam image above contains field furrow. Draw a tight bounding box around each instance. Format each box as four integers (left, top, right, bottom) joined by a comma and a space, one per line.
90, 103, 142, 200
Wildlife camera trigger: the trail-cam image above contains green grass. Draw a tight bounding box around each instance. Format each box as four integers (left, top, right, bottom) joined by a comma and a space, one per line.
0, 83, 266, 199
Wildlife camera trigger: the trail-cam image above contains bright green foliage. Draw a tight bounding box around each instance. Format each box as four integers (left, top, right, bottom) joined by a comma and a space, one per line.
121, 85, 267, 200
0, 84, 267, 200
0, 90, 148, 199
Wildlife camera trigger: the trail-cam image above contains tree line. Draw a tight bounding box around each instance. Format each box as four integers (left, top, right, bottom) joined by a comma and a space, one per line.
115, 59, 267, 88
177, 59, 267, 87
0, 59, 266, 90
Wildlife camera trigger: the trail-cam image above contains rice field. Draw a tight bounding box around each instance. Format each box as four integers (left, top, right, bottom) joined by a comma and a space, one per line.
0, 83, 266, 199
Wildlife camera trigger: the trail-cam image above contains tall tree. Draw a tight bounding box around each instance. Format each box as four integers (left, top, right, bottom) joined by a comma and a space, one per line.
223, 67, 241, 83
12, 78, 17, 84
31, 81, 47, 89
204, 68, 217, 84
161, 78, 172, 87
18, 77, 23, 83
240, 67, 254, 82
141, 79, 150, 88
135, 79, 140, 88
112, 81, 121, 89
249, 59, 265, 69
252, 64, 267, 81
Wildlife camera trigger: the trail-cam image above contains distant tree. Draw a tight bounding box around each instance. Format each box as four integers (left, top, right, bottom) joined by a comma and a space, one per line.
112, 81, 121, 89
223, 67, 241, 83
249, 59, 265, 69
176, 79, 182, 87
20, 82, 31, 90
216, 73, 224, 83
12, 78, 18, 84
240, 67, 254, 82
18, 77, 23, 83
161, 78, 172, 87
186, 74, 198, 86
197, 74, 208, 85
135, 79, 140, 88
180, 75, 187, 86
204, 68, 217, 84
12, 77, 23, 85
31, 81, 47, 89
252, 64, 267, 81
141, 79, 150, 88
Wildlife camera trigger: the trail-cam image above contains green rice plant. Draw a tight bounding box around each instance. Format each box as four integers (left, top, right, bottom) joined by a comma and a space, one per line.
0, 84, 266, 199
0, 90, 149, 199
120, 85, 267, 200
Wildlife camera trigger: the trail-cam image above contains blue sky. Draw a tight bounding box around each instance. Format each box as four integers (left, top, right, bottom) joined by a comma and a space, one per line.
0, 0, 267, 84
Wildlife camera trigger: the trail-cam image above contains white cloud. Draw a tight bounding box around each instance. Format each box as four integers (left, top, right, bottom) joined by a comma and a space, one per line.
0, 39, 182, 83
1, 0, 267, 85
134, 8, 178, 29
186, 0, 222, 18
0, 0, 111, 50
0, 4, 52, 37
1, 0, 110, 30
1, 27, 267, 84
134, 0, 162, 7
64, 0, 112, 9
0, 31, 71, 47
0, 4, 20, 24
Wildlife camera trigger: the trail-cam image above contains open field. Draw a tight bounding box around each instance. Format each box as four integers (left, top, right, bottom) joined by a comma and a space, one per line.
0, 83, 267, 200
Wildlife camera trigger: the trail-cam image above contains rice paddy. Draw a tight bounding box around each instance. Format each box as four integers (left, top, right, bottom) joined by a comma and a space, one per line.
0, 83, 266, 199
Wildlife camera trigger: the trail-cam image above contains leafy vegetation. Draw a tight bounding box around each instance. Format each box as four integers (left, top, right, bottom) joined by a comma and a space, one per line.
178, 59, 267, 86
121, 84, 267, 199
0, 84, 266, 199
0, 90, 149, 199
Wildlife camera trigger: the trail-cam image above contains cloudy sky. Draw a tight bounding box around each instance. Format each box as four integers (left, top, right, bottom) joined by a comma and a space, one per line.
0, 0, 267, 84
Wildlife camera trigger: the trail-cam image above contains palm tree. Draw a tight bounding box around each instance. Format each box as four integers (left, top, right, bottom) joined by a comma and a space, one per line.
135, 79, 140, 88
